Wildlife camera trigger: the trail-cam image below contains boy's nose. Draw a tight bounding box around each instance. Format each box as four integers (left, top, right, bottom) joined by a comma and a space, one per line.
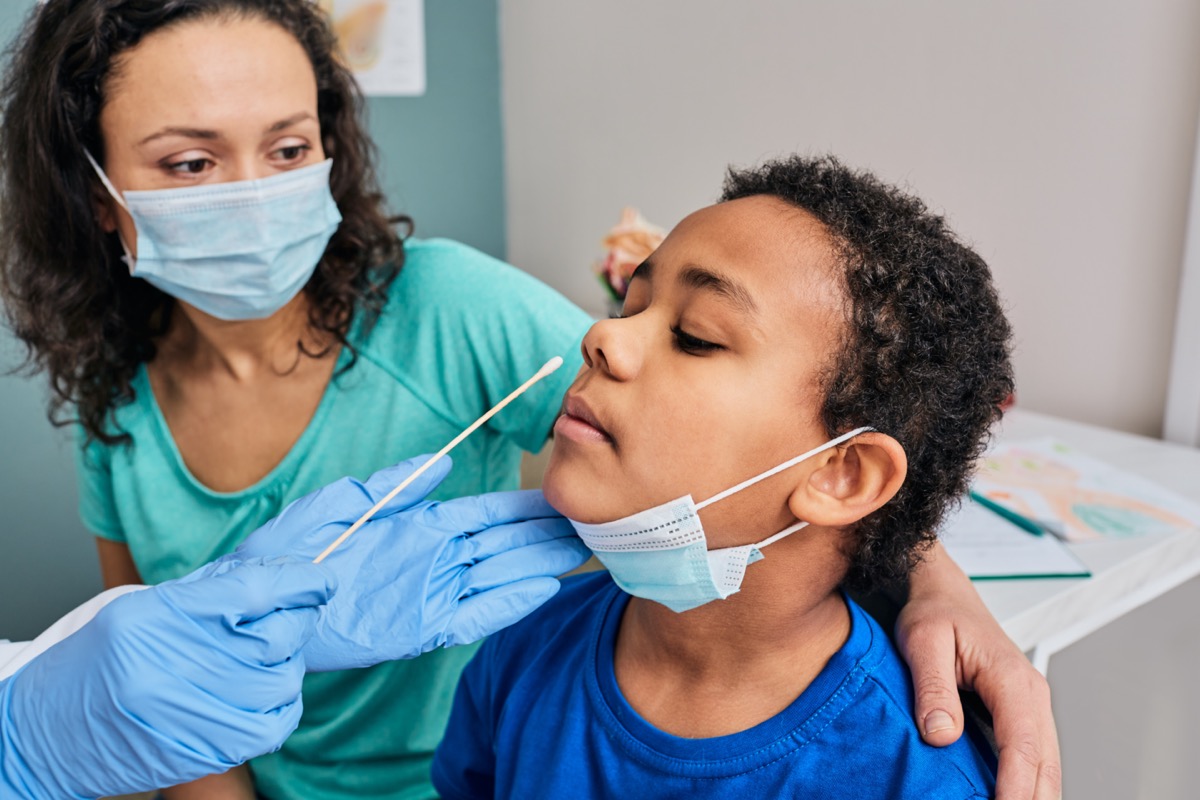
581, 317, 642, 381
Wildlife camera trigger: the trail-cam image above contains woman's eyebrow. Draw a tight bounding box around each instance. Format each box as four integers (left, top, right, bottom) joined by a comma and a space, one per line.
136, 112, 316, 147
678, 264, 760, 318
265, 112, 317, 133
138, 126, 220, 146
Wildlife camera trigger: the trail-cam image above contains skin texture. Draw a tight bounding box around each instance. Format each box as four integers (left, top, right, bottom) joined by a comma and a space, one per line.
94, 15, 336, 799
545, 197, 1061, 798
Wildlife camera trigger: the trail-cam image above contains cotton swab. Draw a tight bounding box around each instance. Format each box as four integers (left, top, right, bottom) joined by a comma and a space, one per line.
312, 356, 565, 564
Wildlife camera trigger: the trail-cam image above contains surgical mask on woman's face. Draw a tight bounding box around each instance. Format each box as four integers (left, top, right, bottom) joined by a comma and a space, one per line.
568, 427, 874, 613
85, 153, 342, 321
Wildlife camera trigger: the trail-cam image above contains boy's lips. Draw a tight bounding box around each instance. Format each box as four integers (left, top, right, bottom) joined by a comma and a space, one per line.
556, 395, 614, 445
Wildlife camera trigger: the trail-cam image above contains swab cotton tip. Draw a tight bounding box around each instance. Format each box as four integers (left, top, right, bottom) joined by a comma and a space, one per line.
539, 356, 564, 377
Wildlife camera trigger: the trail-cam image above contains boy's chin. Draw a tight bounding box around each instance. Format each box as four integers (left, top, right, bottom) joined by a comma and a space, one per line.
541, 462, 612, 525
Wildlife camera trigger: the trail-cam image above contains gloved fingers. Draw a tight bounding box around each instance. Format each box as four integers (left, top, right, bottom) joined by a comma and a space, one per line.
461, 538, 591, 596
171, 554, 241, 585
424, 489, 562, 535
166, 557, 337, 628
237, 604, 324, 665
358, 453, 453, 512
460, 516, 580, 562
201, 638, 310, 713
219, 693, 306, 765
445, 577, 562, 647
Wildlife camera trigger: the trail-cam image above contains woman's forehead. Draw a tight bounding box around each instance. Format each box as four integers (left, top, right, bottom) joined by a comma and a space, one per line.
101, 16, 317, 139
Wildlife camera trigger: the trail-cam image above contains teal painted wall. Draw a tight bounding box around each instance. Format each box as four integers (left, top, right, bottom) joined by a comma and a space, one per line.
0, 0, 506, 640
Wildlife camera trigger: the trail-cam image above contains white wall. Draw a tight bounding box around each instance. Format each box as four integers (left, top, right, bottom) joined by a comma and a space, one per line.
499, 0, 1200, 437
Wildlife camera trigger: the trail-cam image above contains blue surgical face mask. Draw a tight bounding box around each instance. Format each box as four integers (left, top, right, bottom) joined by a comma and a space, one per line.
568, 427, 874, 613
85, 152, 342, 321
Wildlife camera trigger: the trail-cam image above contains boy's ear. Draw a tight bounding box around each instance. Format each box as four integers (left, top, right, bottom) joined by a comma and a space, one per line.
786, 432, 907, 527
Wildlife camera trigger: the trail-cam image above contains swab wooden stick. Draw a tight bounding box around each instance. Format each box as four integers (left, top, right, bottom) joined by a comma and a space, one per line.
312, 356, 565, 564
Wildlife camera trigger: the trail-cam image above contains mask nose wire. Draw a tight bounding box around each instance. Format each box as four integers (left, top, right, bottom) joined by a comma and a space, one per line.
693, 426, 876, 512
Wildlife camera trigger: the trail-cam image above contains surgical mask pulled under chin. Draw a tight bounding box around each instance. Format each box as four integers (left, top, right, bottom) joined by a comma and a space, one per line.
86, 152, 342, 321
569, 427, 874, 613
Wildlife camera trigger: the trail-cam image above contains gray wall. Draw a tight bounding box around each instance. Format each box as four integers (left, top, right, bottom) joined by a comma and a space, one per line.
499, 0, 1200, 438
0, 1, 506, 640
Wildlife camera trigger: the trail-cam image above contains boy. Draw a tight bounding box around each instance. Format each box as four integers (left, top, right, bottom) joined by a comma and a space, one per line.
431, 156, 1011, 799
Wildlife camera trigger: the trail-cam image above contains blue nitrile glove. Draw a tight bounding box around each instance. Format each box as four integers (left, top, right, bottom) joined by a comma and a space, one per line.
236, 454, 591, 671
0, 557, 335, 799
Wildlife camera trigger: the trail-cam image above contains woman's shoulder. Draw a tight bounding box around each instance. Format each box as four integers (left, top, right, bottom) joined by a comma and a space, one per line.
388, 237, 564, 306
360, 236, 590, 360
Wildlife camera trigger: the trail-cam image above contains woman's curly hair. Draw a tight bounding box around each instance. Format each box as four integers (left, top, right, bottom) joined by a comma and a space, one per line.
721, 156, 1014, 592
0, 0, 407, 445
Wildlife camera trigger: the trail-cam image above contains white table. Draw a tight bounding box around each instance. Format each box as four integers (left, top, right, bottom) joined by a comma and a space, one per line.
978, 409, 1200, 672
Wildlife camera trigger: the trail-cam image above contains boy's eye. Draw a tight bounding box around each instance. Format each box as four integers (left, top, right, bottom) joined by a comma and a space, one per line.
671, 325, 723, 354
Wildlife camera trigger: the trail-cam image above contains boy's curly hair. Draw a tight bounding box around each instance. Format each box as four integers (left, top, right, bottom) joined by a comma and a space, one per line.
721, 155, 1014, 592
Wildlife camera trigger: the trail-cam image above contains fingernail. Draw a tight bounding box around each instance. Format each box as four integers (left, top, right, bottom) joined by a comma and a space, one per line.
924, 710, 954, 735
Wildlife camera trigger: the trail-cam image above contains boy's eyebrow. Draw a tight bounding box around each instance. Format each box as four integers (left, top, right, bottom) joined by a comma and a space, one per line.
679, 265, 760, 317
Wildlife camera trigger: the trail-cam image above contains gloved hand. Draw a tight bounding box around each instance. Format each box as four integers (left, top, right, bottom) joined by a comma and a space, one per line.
0, 557, 335, 799
236, 455, 591, 671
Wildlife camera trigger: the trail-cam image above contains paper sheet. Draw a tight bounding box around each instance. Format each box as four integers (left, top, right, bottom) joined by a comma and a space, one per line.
939, 496, 1090, 580
318, 0, 426, 96
973, 439, 1200, 542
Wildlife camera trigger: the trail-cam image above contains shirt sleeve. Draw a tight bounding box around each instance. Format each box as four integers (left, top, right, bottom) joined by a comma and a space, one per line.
431, 641, 500, 800
369, 239, 591, 454
74, 430, 125, 543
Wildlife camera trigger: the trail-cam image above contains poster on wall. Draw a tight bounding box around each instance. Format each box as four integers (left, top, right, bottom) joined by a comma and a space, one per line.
315, 0, 426, 97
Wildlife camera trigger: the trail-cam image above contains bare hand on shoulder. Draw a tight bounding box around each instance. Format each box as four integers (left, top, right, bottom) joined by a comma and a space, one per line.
896, 543, 1062, 800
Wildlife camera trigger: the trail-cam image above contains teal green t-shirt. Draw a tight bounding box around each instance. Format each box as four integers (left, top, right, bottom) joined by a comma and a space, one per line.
75, 239, 590, 799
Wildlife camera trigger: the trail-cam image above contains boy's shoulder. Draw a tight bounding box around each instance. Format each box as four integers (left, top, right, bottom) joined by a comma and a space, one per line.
825, 598, 997, 798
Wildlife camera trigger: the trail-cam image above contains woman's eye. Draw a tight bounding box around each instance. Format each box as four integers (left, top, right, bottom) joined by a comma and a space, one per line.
166, 158, 211, 175
671, 325, 723, 354
273, 144, 311, 162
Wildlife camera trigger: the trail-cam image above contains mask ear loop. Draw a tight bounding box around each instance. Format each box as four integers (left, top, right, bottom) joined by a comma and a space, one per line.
753, 520, 809, 549
695, 426, 875, 511
84, 150, 136, 271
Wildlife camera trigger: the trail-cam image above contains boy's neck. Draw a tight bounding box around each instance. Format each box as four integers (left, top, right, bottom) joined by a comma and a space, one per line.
612, 534, 851, 739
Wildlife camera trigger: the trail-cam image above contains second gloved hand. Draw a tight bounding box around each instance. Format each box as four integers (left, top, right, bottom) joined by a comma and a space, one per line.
237, 455, 591, 671
0, 557, 334, 799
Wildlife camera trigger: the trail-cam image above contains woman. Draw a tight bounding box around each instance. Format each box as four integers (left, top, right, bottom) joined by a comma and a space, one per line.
0, 2, 1058, 799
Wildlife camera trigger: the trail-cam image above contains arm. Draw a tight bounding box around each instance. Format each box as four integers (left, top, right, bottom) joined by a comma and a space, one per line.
895, 542, 1062, 800
97, 537, 253, 799
96, 537, 142, 587
162, 767, 254, 800
1, 558, 333, 798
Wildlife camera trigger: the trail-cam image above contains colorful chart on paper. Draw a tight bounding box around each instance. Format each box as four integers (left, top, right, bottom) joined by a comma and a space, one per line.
972, 439, 1200, 542
316, 0, 426, 96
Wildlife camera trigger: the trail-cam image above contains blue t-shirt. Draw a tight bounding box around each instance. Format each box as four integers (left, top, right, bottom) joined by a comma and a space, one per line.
433, 572, 996, 799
